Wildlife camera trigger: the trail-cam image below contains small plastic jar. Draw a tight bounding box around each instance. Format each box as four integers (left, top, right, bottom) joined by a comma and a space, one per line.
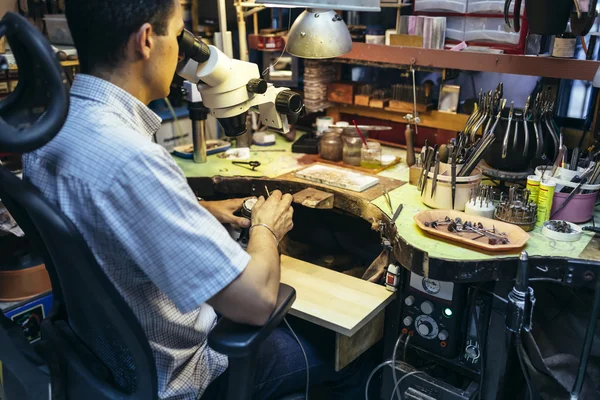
361, 141, 382, 168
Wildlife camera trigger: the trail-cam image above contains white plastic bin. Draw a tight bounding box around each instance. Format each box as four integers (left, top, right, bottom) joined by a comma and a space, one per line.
464, 17, 520, 45
414, 0, 467, 14
446, 17, 466, 42
467, 0, 525, 15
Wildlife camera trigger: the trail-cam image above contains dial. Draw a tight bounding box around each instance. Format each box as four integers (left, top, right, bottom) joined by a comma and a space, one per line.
420, 301, 434, 315
415, 315, 439, 340
422, 278, 441, 294
405, 296, 415, 306
438, 330, 449, 341
403, 316, 413, 326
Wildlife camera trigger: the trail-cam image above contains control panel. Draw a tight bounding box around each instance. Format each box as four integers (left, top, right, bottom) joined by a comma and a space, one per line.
400, 273, 465, 358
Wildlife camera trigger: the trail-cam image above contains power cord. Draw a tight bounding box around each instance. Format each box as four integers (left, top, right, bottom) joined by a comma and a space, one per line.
284, 318, 309, 400
471, 286, 485, 400
391, 333, 406, 399
364, 359, 427, 400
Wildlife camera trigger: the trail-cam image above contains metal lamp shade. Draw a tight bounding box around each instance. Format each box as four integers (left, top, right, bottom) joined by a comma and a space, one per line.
286, 9, 352, 59
255, 0, 380, 12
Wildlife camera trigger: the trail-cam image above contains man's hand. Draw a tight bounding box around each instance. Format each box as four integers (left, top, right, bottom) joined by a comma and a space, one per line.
251, 190, 294, 240
200, 198, 252, 228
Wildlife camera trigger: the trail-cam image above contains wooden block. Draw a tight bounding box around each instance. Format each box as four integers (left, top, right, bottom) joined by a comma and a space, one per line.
280, 255, 395, 336
369, 98, 390, 109
293, 188, 334, 209
389, 34, 423, 48
387, 100, 428, 113
354, 94, 371, 107
335, 311, 385, 371
328, 82, 355, 105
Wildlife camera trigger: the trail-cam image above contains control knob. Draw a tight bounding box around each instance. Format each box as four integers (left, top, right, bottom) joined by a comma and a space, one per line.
420, 301, 434, 315
465, 344, 481, 361
403, 316, 413, 326
405, 296, 415, 306
438, 330, 449, 341
415, 315, 439, 340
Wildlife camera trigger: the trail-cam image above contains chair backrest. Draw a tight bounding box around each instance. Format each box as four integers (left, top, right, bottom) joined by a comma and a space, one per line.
0, 167, 158, 400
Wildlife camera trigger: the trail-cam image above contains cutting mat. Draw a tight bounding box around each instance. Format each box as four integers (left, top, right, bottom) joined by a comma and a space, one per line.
295, 164, 380, 192
277, 163, 405, 202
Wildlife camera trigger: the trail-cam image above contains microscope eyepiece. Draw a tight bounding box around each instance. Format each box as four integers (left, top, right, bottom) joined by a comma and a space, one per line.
178, 29, 211, 64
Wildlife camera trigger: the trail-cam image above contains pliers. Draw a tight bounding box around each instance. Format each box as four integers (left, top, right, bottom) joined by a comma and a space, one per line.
504, 0, 523, 32
502, 101, 515, 159
430, 151, 441, 199
451, 156, 457, 210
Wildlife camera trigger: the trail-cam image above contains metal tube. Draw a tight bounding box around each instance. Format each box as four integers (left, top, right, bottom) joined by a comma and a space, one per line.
192, 120, 207, 164
236, 1, 249, 61
570, 276, 600, 399
217, 0, 234, 57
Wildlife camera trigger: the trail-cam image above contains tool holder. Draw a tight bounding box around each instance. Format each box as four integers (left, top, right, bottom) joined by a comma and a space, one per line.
421, 164, 482, 211
506, 252, 536, 333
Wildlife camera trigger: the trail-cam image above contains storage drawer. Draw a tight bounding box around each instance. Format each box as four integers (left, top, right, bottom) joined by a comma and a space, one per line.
467, 0, 525, 15
327, 82, 355, 105
465, 17, 521, 45
446, 17, 466, 42
414, 0, 467, 14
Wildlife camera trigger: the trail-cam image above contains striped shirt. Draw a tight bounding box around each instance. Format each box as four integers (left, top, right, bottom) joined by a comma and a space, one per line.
23, 74, 250, 399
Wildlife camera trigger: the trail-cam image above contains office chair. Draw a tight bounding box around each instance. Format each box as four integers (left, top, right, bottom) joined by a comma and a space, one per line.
0, 11, 301, 400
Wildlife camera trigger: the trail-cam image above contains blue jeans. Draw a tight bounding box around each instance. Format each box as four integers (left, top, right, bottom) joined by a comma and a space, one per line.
202, 317, 378, 400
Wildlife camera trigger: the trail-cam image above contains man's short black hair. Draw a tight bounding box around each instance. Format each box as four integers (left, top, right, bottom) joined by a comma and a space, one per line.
65, 0, 177, 73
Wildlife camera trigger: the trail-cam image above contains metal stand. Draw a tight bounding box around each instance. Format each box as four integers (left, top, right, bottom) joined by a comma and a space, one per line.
188, 101, 208, 164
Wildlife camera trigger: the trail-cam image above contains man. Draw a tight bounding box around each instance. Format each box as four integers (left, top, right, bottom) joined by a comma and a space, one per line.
23, 1, 371, 399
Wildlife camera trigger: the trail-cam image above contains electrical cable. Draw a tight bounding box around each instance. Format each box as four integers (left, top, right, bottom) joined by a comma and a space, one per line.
364, 359, 426, 400
284, 318, 309, 400
389, 371, 426, 400
472, 286, 485, 400
261, 10, 292, 77
391, 333, 406, 400
403, 334, 411, 362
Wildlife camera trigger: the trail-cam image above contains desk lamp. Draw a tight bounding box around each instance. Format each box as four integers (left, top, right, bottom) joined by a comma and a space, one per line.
255, 0, 379, 58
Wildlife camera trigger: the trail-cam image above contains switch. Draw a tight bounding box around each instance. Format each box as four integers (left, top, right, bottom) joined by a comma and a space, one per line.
420, 301, 434, 315
405, 296, 415, 306
438, 330, 449, 341
418, 323, 431, 336
403, 316, 413, 326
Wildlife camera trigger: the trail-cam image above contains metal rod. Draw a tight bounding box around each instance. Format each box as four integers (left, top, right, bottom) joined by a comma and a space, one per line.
192, 120, 207, 164
570, 276, 600, 399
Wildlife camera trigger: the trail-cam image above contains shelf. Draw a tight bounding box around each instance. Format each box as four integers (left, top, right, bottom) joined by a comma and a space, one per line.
335, 42, 600, 81
327, 104, 470, 132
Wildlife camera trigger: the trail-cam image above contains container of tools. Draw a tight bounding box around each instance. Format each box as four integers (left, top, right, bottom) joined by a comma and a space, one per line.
421, 164, 482, 211
534, 165, 600, 223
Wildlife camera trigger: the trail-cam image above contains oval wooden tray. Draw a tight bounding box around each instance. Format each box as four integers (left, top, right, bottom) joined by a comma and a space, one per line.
414, 210, 531, 252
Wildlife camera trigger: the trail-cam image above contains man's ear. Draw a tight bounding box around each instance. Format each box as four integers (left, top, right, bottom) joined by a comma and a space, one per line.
134, 22, 154, 61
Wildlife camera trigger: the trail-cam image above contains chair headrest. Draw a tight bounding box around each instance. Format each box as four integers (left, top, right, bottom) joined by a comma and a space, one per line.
0, 12, 69, 154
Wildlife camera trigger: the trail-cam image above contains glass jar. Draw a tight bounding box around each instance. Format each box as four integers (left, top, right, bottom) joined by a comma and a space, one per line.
319, 130, 343, 162
361, 141, 382, 169
342, 128, 363, 166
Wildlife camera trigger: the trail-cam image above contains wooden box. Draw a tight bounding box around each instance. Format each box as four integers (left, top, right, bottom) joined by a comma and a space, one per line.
369, 98, 389, 108
354, 94, 371, 107
328, 82, 355, 105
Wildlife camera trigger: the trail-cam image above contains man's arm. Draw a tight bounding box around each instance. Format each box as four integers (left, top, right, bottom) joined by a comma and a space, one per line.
102, 145, 292, 325
207, 192, 294, 326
